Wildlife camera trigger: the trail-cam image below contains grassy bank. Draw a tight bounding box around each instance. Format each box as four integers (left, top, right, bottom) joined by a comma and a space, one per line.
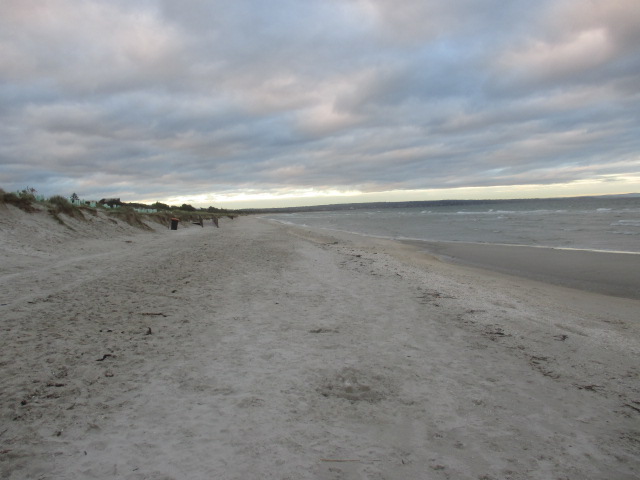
0, 188, 240, 230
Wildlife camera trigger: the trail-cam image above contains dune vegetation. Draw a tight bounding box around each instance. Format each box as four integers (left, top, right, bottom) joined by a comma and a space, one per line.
0, 187, 238, 229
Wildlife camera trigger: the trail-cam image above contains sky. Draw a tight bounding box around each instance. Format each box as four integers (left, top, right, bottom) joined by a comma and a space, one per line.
1, 0, 639, 209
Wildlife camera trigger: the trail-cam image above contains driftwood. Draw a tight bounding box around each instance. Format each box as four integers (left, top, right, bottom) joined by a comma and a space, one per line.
320, 458, 380, 463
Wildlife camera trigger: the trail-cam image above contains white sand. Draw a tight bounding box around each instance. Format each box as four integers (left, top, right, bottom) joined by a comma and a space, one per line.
1, 205, 638, 479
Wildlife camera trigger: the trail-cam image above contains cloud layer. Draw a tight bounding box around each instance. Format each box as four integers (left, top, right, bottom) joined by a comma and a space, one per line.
1, 0, 639, 206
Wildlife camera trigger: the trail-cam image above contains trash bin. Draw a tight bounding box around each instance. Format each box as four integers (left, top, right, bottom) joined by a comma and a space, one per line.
170, 218, 180, 230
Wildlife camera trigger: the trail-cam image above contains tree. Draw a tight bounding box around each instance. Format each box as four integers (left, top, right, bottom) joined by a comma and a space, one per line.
70, 193, 79, 203
151, 201, 171, 210
99, 198, 123, 208
180, 203, 196, 211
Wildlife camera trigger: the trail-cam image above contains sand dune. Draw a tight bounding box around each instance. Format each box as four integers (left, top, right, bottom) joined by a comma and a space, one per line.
1, 205, 638, 479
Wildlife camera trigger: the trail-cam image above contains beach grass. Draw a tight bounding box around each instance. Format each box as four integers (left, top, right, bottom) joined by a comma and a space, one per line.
0, 188, 37, 212
0, 186, 235, 230
46, 195, 86, 225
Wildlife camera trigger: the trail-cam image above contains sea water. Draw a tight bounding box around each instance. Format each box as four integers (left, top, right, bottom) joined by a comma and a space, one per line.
264, 197, 640, 254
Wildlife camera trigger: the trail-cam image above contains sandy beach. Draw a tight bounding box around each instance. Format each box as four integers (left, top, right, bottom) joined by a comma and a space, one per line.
1, 205, 639, 479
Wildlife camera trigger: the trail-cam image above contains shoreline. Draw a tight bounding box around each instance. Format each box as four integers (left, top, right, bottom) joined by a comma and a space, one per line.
402, 239, 640, 300
265, 218, 640, 300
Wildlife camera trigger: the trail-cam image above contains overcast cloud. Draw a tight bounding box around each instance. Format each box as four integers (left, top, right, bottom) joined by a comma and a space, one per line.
1, 0, 639, 207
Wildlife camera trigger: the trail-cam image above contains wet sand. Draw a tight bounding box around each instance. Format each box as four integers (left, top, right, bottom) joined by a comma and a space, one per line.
402, 240, 640, 299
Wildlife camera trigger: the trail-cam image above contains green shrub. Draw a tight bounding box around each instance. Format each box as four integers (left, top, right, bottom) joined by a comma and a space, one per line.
48, 195, 75, 213
0, 189, 36, 212
109, 206, 152, 230
47, 195, 85, 221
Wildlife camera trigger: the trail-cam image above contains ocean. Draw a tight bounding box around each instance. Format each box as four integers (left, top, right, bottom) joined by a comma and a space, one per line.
264, 196, 640, 254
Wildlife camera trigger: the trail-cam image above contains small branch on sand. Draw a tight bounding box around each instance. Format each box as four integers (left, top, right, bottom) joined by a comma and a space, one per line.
624, 403, 640, 413
573, 384, 602, 392
320, 459, 380, 463
139, 312, 167, 317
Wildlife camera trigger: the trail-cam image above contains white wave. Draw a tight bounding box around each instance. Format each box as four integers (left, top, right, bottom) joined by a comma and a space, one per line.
611, 220, 640, 227
611, 231, 640, 235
